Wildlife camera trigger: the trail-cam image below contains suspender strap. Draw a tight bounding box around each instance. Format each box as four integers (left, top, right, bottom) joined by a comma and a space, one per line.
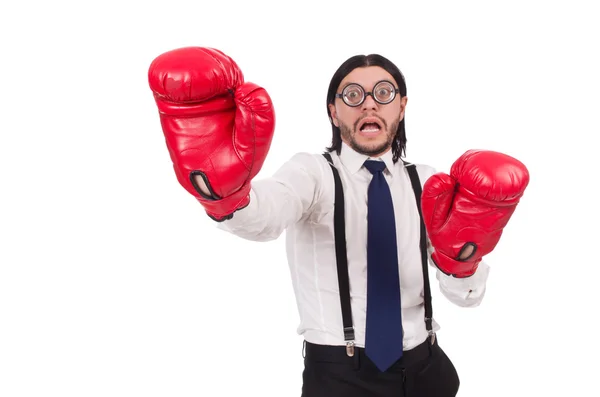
322, 153, 356, 355
321, 152, 435, 353
402, 160, 435, 341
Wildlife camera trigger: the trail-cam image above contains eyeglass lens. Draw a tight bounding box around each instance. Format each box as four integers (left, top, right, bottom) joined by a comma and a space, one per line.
342, 81, 396, 106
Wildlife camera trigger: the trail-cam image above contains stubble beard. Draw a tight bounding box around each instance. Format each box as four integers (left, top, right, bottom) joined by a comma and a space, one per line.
339, 116, 400, 157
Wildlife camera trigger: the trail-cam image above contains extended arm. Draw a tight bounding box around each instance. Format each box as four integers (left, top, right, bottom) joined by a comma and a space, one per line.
422, 149, 529, 306
217, 152, 323, 242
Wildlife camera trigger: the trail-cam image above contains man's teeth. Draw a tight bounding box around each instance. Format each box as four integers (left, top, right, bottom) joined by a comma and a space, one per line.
361, 124, 380, 132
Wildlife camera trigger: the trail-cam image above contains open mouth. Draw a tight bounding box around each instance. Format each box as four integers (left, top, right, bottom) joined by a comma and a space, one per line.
358, 117, 383, 134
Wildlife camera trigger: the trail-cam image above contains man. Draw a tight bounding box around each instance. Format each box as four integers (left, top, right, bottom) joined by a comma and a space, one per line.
148, 47, 529, 397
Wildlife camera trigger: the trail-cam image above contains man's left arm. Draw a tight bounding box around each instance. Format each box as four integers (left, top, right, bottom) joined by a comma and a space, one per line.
419, 149, 530, 308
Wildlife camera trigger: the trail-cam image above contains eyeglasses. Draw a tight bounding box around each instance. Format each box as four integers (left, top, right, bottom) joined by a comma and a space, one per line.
335, 80, 400, 107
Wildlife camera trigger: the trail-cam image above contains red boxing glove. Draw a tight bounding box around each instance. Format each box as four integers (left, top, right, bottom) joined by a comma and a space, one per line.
148, 47, 275, 221
421, 150, 530, 277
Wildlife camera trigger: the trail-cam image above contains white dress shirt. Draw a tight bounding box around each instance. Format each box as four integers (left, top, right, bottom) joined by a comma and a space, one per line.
217, 142, 490, 351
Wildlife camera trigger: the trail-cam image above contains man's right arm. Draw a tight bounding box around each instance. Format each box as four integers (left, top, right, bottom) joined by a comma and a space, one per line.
216, 152, 324, 242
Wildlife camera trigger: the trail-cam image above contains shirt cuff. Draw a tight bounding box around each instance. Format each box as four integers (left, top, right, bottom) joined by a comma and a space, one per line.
435, 259, 490, 307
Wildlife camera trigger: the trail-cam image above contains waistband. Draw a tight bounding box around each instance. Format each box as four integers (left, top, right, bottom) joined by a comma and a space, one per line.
303, 333, 437, 371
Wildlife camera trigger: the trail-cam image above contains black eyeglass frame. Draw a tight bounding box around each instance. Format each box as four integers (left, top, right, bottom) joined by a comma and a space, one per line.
335, 80, 401, 107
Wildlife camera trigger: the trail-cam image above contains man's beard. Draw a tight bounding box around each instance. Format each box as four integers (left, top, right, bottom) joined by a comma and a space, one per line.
339, 115, 400, 157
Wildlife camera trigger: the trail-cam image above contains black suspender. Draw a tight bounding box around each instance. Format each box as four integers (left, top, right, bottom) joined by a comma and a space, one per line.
322, 152, 356, 356
322, 152, 435, 357
402, 159, 436, 345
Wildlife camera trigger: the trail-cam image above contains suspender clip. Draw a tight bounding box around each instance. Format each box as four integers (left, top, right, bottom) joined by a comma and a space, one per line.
343, 326, 355, 356
429, 331, 436, 345
346, 341, 355, 357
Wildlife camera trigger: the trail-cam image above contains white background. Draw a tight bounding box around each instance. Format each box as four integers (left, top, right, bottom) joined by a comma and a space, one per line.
1, 0, 599, 396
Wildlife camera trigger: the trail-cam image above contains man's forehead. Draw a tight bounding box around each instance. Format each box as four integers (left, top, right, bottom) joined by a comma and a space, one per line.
339, 66, 395, 88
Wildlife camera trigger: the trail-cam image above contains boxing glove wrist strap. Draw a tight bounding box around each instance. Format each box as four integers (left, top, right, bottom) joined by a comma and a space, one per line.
432, 250, 479, 278
197, 183, 251, 222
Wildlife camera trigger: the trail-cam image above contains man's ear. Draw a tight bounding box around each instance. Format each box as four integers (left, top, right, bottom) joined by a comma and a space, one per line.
399, 96, 408, 121
328, 104, 339, 127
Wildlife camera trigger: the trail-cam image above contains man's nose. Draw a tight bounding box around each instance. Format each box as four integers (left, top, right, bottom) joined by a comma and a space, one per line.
362, 94, 378, 110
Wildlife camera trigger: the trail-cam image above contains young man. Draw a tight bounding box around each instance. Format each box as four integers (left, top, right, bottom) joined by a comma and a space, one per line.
148, 47, 529, 397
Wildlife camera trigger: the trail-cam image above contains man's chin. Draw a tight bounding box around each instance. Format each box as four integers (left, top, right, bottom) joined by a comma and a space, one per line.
350, 140, 391, 157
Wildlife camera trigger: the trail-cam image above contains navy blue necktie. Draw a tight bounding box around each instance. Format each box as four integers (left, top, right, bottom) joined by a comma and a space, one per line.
363, 160, 403, 372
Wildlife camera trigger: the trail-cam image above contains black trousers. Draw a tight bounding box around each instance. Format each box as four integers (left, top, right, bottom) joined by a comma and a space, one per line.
301, 335, 460, 397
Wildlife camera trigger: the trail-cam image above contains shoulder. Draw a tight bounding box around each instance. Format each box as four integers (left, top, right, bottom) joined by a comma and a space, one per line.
279, 151, 336, 219
281, 151, 332, 174
272, 151, 334, 188
275, 151, 327, 171
399, 159, 438, 186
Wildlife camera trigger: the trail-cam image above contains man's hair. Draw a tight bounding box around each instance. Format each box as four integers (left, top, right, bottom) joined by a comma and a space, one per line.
325, 54, 408, 162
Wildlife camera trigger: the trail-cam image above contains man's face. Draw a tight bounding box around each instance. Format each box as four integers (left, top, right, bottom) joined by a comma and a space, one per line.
328, 66, 407, 157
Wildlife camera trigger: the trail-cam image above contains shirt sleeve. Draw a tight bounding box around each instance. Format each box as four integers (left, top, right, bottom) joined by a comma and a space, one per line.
215, 152, 324, 242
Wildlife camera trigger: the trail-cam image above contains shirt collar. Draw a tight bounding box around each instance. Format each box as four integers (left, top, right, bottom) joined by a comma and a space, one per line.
338, 141, 398, 178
